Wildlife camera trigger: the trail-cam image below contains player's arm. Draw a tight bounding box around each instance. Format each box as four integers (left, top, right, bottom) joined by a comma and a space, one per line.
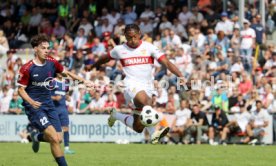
91, 54, 111, 70
18, 86, 41, 109
158, 56, 184, 79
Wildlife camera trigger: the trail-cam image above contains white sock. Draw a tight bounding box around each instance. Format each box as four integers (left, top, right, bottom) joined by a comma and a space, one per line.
65, 146, 69, 150
146, 126, 155, 136
112, 112, 134, 128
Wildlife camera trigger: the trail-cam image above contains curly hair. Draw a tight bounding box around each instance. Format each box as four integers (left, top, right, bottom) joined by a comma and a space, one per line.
30, 34, 49, 48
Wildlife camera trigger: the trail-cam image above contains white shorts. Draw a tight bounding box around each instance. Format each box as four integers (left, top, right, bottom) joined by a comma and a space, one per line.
123, 80, 155, 109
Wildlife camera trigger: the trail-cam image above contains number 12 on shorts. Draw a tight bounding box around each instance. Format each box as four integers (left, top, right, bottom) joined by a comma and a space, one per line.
40, 117, 49, 126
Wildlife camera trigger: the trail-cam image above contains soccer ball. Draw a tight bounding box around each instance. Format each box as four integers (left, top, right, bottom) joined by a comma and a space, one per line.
140, 106, 160, 127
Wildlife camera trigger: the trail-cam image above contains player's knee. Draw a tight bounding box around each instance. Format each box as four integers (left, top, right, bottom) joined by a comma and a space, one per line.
48, 134, 61, 144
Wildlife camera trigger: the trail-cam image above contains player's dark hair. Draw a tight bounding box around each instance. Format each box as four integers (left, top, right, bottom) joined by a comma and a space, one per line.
30, 34, 49, 47
124, 24, 140, 34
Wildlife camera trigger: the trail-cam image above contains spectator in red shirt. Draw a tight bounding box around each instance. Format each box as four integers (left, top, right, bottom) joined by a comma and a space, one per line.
238, 72, 253, 98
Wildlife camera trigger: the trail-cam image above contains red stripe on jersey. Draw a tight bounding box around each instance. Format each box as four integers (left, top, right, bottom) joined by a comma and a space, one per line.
242, 35, 253, 38
157, 54, 166, 62
47, 56, 64, 73
120, 56, 154, 67
17, 60, 33, 86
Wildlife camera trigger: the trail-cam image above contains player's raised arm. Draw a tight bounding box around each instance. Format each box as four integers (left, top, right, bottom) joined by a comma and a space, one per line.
91, 54, 112, 70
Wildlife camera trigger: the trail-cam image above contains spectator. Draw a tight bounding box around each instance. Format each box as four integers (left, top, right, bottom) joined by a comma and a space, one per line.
122, 6, 137, 25
215, 31, 230, 56
212, 51, 231, 78
170, 100, 191, 144
101, 18, 113, 37
184, 104, 209, 144
78, 17, 93, 37
107, 9, 121, 27
0, 87, 10, 114
140, 18, 153, 35
140, 6, 155, 20
220, 102, 251, 145
0, 29, 9, 56
240, 19, 256, 72
238, 71, 253, 98
91, 37, 106, 56
244, 101, 269, 144
73, 28, 87, 50
52, 20, 66, 39
171, 18, 188, 41
89, 91, 105, 113
208, 105, 229, 145
159, 15, 172, 32
211, 86, 229, 113
215, 12, 234, 36
71, 50, 84, 73
8, 92, 24, 114
178, 6, 193, 26
28, 7, 42, 36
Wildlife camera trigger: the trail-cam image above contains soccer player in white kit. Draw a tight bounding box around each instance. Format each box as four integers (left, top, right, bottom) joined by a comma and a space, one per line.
92, 24, 184, 144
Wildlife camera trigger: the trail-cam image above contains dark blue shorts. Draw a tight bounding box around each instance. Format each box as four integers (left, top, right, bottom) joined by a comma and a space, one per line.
25, 106, 62, 132
57, 107, 69, 127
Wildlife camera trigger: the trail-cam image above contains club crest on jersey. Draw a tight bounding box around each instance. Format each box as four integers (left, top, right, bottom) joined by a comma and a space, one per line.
140, 49, 147, 55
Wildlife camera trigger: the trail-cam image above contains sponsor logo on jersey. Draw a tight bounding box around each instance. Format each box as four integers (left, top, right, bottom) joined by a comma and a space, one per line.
33, 74, 39, 77
120, 56, 153, 67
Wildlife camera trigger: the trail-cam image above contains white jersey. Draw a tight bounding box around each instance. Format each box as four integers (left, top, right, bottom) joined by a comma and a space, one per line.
109, 41, 165, 84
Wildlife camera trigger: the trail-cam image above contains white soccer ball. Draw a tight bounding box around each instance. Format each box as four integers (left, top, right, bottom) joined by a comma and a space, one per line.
140, 106, 160, 127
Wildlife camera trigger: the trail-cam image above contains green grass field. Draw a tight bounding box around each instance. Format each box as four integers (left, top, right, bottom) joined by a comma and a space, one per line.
0, 143, 276, 166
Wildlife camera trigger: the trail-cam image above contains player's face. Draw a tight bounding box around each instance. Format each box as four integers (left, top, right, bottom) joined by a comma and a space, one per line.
125, 30, 141, 47
35, 42, 49, 60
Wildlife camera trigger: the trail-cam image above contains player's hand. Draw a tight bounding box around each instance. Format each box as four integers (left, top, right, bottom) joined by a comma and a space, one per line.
30, 100, 42, 109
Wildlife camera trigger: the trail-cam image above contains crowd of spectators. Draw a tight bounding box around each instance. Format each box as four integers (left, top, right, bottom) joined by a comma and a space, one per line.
0, 0, 276, 144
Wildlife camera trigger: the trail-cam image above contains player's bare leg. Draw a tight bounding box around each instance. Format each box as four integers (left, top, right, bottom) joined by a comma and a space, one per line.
43, 125, 67, 166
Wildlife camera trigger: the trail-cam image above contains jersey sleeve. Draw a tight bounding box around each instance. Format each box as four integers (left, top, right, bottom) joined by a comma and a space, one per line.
108, 47, 119, 59
17, 65, 30, 87
149, 43, 165, 62
47, 56, 64, 73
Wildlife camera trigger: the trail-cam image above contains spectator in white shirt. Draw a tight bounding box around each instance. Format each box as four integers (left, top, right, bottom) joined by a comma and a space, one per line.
215, 12, 234, 36
139, 18, 153, 35
240, 19, 256, 73
0, 87, 10, 114
190, 7, 204, 23
78, 17, 93, 37
168, 30, 182, 48
140, 6, 155, 20
101, 18, 113, 36
191, 27, 206, 53
171, 18, 188, 40
244, 100, 269, 144
178, 6, 193, 26
107, 9, 121, 27
159, 15, 172, 32
73, 28, 87, 49
170, 100, 191, 144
